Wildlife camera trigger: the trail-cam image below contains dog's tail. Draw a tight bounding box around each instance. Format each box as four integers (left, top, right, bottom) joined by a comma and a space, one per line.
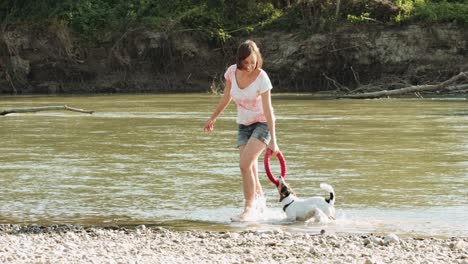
320, 183, 335, 205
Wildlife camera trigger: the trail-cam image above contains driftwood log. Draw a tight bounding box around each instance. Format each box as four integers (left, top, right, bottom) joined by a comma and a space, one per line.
339, 71, 468, 99
0, 105, 94, 116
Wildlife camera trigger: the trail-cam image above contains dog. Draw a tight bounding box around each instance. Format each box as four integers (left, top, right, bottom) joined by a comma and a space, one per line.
277, 178, 336, 222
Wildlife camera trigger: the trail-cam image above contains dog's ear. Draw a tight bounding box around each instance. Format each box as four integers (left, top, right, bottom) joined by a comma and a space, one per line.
284, 183, 297, 198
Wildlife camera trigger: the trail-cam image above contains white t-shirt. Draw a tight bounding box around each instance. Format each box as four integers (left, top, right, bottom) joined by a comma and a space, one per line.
224, 64, 274, 125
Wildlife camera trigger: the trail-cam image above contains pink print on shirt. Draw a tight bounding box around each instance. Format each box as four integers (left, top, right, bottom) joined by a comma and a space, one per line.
236, 97, 261, 111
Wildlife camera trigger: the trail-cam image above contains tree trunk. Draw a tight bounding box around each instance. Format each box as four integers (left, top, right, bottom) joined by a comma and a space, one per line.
339, 72, 468, 99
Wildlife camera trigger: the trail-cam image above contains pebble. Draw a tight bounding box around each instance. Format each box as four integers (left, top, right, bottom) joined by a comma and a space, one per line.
450, 240, 466, 251
384, 233, 399, 245
0, 224, 466, 263
245, 256, 255, 262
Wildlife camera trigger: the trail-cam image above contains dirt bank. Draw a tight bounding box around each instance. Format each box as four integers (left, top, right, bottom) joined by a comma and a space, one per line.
0, 23, 467, 94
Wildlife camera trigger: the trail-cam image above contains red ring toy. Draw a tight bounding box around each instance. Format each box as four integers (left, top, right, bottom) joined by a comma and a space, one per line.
263, 148, 287, 186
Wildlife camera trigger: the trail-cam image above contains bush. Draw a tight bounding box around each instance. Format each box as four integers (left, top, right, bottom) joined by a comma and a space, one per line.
1, 0, 467, 44
413, 0, 468, 24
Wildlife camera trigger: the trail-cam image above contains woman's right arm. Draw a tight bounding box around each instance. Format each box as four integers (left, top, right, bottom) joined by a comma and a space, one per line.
204, 80, 232, 132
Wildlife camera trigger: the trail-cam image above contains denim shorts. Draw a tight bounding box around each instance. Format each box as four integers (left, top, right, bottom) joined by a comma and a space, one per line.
237, 122, 271, 147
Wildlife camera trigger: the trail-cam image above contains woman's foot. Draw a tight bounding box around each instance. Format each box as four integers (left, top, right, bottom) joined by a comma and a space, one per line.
231, 197, 266, 222
230, 208, 255, 222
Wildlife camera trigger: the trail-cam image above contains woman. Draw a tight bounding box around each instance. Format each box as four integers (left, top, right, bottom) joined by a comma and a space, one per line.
204, 40, 278, 221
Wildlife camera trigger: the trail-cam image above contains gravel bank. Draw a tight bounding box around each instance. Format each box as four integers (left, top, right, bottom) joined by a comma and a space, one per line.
0, 224, 467, 264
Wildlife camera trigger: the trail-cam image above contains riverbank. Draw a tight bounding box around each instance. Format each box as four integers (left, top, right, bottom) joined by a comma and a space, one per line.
0, 225, 466, 263
1, 22, 467, 95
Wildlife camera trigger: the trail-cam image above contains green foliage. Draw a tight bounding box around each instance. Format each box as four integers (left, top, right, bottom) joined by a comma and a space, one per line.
69, 0, 115, 41
413, 0, 468, 24
67, 0, 282, 43
393, 0, 417, 23
347, 12, 371, 24
2, 0, 467, 43
271, 0, 337, 33
0, 0, 74, 27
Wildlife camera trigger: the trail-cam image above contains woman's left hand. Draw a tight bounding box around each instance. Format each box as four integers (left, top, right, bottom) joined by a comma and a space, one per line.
268, 140, 279, 154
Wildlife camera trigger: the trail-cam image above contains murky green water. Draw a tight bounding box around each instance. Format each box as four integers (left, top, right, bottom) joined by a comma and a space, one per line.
1, 94, 467, 237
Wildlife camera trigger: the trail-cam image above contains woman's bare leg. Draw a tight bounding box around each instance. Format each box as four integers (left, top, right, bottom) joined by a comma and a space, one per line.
252, 161, 263, 197
238, 138, 266, 219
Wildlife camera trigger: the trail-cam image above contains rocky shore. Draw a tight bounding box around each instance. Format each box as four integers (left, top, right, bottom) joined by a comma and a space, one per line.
0, 224, 466, 263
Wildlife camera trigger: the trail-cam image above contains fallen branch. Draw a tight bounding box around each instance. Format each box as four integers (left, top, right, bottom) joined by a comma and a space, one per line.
350, 66, 361, 86
323, 73, 350, 92
339, 72, 468, 99
447, 83, 468, 91
0, 105, 94, 116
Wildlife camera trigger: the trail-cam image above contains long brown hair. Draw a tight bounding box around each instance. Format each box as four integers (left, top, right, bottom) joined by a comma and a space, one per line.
236, 40, 263, 71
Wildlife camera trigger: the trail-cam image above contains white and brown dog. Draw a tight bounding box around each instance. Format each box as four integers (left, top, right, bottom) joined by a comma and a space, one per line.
277, 178, 336, 222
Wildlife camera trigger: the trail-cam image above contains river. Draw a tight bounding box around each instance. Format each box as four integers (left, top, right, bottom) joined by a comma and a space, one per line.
1, 94, 467, 237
